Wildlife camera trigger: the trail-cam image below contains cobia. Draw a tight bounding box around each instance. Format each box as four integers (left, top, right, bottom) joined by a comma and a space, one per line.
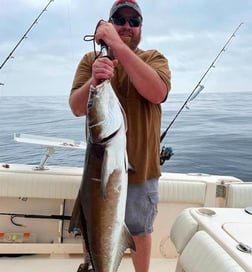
70, 79, 135, 272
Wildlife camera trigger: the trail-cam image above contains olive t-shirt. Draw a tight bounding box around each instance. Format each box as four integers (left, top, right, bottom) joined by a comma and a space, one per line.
71, 48, 171, 184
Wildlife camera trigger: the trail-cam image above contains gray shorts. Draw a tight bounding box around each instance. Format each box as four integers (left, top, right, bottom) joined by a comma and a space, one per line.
125, 178, 159, 236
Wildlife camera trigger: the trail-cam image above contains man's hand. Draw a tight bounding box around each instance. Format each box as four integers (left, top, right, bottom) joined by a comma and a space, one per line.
95, 21, 122, 50
91, 57, 118, 86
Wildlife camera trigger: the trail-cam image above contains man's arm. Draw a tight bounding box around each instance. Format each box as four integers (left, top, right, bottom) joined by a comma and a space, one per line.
95, 21, 170, 104
114, 42, 168, 103
69, 78, 92, 117
69, 56, 118, 116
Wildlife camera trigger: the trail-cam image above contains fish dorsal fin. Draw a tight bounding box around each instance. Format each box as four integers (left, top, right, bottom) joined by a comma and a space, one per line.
120, 104, 127, 132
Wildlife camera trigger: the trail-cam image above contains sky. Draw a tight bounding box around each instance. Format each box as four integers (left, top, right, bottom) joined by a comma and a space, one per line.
0, 0, 252, 96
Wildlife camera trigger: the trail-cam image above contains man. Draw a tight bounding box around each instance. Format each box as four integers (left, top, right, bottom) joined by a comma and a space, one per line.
69, 1, 171, 271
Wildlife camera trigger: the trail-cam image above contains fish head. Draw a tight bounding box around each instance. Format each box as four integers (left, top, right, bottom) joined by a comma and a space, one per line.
87, 80, 123, 143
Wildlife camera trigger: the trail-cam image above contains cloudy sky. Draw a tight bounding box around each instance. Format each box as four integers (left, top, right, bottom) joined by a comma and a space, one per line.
0, 0, 251, 96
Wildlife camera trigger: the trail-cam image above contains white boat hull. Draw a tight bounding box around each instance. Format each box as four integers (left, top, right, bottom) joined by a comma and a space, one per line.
0, 163, 244, 258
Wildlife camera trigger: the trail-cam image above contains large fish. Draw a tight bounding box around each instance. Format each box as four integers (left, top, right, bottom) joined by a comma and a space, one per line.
76, 79, 135, 272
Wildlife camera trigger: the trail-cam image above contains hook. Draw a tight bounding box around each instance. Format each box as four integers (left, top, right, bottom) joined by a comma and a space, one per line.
10, 216, 25, 227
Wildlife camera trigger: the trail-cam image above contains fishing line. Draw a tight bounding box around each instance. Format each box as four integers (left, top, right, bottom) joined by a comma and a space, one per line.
0, 0, 54, 71
160, 22, 244, 165
83, 20, 109, 60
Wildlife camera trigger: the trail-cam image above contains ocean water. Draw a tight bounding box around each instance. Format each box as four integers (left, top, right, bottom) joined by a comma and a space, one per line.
0, 91, 251, 181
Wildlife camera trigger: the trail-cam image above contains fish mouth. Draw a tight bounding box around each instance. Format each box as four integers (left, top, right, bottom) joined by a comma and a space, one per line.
99, 129, 120, 144
90, 127, 121, 144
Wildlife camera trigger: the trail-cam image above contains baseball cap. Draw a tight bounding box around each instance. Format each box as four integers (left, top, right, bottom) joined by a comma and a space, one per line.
109, 0, 142, 19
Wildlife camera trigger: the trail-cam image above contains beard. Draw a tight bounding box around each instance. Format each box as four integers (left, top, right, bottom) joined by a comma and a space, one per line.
119, 29, 141, 50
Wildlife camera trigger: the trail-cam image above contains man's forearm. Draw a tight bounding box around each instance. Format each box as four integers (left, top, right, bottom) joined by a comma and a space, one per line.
113, 43, 168, 104
69, 78, 93, 116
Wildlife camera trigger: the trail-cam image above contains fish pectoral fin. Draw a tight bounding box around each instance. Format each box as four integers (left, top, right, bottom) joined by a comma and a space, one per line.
123, 224, 136, 251
124, 151, 134, 173
128, 161, 135, 172
101, 147, 122, 199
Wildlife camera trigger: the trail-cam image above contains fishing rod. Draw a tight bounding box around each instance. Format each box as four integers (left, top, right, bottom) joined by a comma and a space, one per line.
159, 22, 243, 165
0, 212, 71, 227
160, 22, 243, 143
0, 0, 54, 71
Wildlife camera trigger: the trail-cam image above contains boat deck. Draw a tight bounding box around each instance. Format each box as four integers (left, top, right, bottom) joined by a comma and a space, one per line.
0, 254, 177, 272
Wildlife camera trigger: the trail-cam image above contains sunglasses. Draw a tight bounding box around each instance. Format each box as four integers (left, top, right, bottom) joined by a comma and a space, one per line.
111, 16, 142, 27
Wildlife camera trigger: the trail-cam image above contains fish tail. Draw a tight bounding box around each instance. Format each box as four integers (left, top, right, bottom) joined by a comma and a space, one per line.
111, 225, 136, 272
123, 224, 136, 251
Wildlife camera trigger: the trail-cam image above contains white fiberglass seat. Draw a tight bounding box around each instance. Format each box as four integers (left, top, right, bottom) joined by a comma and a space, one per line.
176, 231, 246, 272
225, 182, 252, 208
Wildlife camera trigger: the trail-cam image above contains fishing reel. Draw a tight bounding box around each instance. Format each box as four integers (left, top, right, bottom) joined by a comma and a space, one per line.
160, 146, 174, 165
